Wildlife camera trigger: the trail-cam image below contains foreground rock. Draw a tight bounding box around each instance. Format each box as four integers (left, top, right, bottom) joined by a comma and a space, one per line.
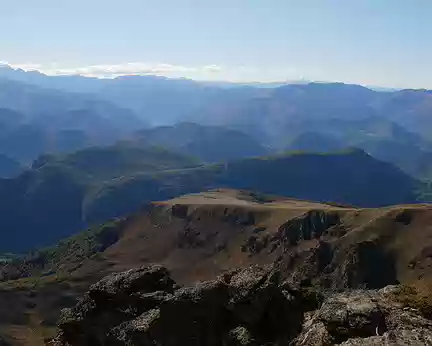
50, 266, 432, 346
295, 287, 432, 345
50, 265, 303, 345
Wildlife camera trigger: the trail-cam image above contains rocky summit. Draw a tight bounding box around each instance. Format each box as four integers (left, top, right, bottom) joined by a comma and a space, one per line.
50, 265, 432, 346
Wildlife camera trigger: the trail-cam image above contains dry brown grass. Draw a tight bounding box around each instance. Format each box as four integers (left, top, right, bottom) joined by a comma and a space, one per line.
2, 190, 432, 345
394, 280, 432, 318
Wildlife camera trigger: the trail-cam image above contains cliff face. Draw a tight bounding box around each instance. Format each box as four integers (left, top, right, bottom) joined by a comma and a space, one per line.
50, 265, 432, 346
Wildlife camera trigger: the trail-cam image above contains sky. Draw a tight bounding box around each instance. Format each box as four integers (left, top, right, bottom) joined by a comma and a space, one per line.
1, 0, 432, 88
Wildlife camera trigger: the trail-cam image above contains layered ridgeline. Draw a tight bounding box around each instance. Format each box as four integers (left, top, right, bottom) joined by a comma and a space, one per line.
3, 66, 432, 138
284, 116, 432, 179
0, 147, 424, 252
124, 122, 269, 163
2, 190, 432, 344
125, 118, 432, 179
2, 67, 432, 178
0, 78, 146, 164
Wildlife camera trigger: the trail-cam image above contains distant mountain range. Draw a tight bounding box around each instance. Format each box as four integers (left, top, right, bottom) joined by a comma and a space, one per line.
1, 67, 432, 177
0, 74, 148, 164
0, 67, 432, 252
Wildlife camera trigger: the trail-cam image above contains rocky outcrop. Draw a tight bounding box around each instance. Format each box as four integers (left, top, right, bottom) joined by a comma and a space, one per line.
50, 265, 303, 346
296, 286, 432, 345
273, 211, 341, 247
50, 266, 432, 346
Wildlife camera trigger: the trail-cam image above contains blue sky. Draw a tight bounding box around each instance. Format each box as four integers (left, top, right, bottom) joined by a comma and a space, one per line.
1, 0, 432, 88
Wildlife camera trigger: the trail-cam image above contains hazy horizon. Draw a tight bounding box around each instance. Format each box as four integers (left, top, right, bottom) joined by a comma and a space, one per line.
2, 1, 432, 88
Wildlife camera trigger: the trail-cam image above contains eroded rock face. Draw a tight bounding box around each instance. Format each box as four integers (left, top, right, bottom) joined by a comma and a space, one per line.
50, 265, 432, 346
51, 265, 303, 346
295, 288, 432, 345
274, 211, 341, 247
274, 237, 399, 291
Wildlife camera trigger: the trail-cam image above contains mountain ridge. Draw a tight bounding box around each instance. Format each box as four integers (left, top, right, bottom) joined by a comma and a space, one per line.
0, 146, 423, 253
2, 189, 432, 344
2, 71, 432, 179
